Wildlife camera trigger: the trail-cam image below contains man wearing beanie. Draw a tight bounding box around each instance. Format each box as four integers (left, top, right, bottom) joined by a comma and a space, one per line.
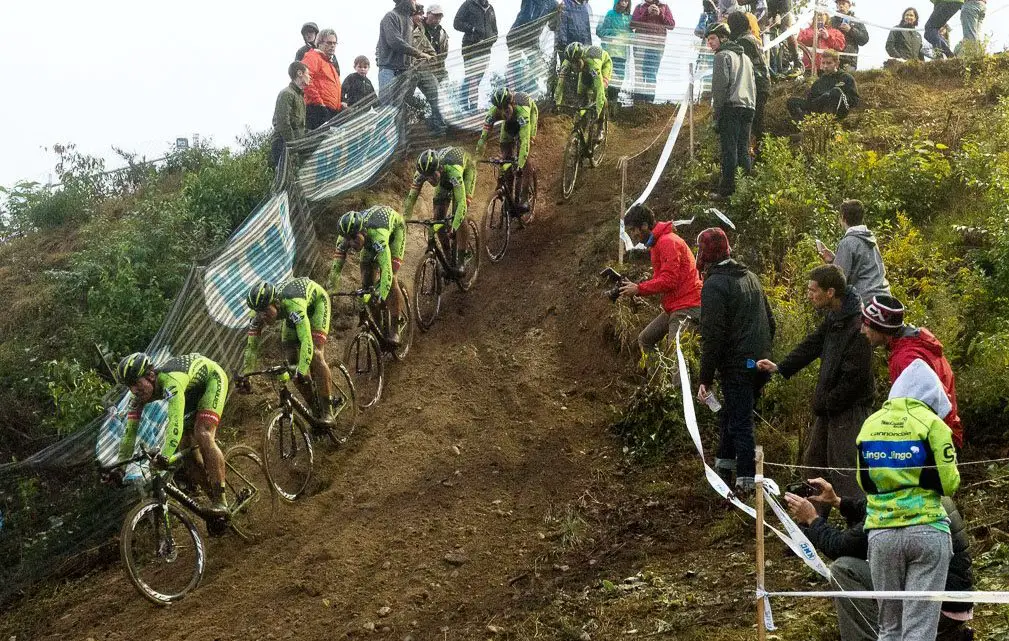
695, 227, 776, 497
861, 295, 964, 448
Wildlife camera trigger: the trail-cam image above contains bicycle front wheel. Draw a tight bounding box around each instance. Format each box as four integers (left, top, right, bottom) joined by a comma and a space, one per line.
263, 412, 314, 502
456, 218, 481, 292
561, 132, 581, 200
591, 109, 609, 168
328, 361, 359, 444
344, 329, 384, 408
120, 500, 205, 606
413, 253, 442, 331
392, 279, 415, 361
224, 445, 276, 542
484, 195, 510, 262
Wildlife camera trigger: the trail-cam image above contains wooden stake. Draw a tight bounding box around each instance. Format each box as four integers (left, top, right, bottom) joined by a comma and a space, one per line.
755, 445, 767, 641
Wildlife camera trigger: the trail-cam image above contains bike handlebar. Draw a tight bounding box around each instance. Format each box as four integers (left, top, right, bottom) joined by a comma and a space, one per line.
99, 445, 198, 472
333, 288, 378, 298
407, 220, 449, 228
478, 158, 518, 166
241, 365, 294, 379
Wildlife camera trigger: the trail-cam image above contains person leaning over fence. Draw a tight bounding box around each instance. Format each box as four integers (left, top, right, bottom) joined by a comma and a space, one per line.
508, 0, 559, 51
785, 477, 975, 641
860, 295, 964, 449
757, 265, 873, 509
378, 0, 431, 98
618, 205, 702, 357
726, 11, 769, 156
302, 29, 345, 129
786, 49, 859, 123
695, 228, 775, 498
424, 5, 450, 82
798, 12, 846, 72
270, 61, 310, 169
597, 0, 632, 109
830, 0, 868, 72
817, 199, 891, 305
296, 22, 319, 61
630, 0, 675, 103
720, 0, 762, 40
343, 56, 377, 108
886, 7, 925, 61
857, 359, 961, 641
706, 23, 755, 201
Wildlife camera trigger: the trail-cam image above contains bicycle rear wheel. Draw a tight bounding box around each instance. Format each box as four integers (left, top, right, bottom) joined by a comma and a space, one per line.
263, 412, 314, 502
224, 445, 276, 542
413, 253, 442, 331
561, 132, 581, 200
328, 362, 359, 444
456, 218, 481, 292
392, 280, 415, 361
120, 500, 205, 606
591, 109, 609, 168
344, 329, 384, 408
484, 195, 510, 262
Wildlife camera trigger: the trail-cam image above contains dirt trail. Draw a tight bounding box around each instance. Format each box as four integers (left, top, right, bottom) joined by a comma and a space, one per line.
15, 114, 657, 641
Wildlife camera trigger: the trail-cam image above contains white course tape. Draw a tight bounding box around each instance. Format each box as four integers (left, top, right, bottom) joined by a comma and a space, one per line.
762, 589, 1009, 604
672, 207, 737, 230
765, 9, 814, 50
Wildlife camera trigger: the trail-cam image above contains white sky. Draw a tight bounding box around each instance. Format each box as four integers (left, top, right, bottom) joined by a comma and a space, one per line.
1, 0, 1006, 189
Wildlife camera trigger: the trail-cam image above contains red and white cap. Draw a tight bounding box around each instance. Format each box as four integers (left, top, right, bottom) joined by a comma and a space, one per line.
861, 295, 904, 334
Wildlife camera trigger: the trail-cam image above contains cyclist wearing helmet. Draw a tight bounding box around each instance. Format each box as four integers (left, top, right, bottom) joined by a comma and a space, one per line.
330, 206, 407, 344
477, 87, 539, 216
239, 277, 336, 426
404, 147, 477, 276
554, 42, 613, 130
116, 352, 230, 516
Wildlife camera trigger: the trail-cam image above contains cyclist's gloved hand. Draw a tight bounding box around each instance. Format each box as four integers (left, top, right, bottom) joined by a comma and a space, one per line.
234, 375, 252, 394
151, 453, 172, 472
295, 371, 312, 386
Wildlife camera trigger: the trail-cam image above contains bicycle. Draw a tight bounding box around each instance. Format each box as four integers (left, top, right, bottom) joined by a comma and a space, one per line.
241, 363, 358, 502
560, 104, 609, 200
408, 217, 481, 330
104, 443, 275, 605
335, 282, 414, 408
479, 157, 539, 263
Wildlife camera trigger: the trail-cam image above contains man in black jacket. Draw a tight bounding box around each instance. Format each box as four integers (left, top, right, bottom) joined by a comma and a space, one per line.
454, 0, 498, 108
377, 0, 431, 98
786, 49, 859, 123
785, 478, 975, 641
696, 228, 775, 496
757, 264, 873, 507
830, 0, 869, 71
296, 22, 319, 61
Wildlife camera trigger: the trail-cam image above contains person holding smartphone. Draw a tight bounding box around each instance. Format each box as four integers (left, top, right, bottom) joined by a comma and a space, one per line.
829, 0, 869, 71
817, 199, 890, 306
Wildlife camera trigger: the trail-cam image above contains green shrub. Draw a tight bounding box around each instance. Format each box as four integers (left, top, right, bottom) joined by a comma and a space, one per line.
41, 359, 110, 437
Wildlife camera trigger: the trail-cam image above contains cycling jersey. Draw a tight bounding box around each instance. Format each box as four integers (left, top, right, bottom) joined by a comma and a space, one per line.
478, 91, 539, 170
118, 353, 229, 464
555, 46, 613, 114
404, 147, 477, 232
242, 277, 331, 378
330, 205, 406, 302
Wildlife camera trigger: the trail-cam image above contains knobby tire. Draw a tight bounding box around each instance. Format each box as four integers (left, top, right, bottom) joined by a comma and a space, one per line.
414, 254, 442, 331
484, 195, 510, 262
120, 500, 205, 606
224, 445, 276, 542
263, 412, 314, 502
344, 330, 384, 408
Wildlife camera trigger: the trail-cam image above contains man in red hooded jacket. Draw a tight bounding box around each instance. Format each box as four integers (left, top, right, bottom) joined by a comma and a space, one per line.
619, 204, 702, 354
860, 294, 964, 448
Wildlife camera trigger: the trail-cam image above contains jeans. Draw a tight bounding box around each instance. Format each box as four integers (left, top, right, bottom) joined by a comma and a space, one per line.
787, 88, 852, 122
637, 306, 701, 353
869, 525, 953, 641
716, 106, 754, 196
830, 556, 879, 641
961, 0, 986, 49
633, 43, 664, 102
714, 370, 767, 483
925, 1, 962, 58
378, 67, 400, 97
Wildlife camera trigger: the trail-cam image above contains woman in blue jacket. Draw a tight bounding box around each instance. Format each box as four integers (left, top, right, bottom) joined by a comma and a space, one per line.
596, 0, 632, 107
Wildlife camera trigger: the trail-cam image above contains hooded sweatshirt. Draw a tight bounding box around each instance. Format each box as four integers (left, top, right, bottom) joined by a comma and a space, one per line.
857, 359, 960, 531
597, 0, 632, 61
833, 225, 891, 304
711, 40, 756, 121
636, 221, 703, 314
378, 0, 426, 71
885, 11, 924, 61
890, 326, 963, 448
556, 0, 593, 49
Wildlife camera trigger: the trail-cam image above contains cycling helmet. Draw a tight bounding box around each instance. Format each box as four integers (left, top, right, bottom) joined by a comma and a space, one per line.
705, 22, 732, 39
301, 22, 319, 36
116, 352, 153, 386
417, 149, 440, 175
246, 282, 277, 312
490, 87, 511, 108
565, 42, 585, 60
337, 210, 365, 238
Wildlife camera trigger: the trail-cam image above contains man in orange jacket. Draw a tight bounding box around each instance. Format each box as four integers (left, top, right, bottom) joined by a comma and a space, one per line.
302, 28, 345, 129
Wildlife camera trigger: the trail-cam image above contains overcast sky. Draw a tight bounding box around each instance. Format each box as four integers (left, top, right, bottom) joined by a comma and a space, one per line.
2, 0, 1007, 189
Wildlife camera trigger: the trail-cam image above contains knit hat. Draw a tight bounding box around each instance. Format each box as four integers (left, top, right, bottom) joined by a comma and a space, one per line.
862, 295, 904, 335
889, 359, 952, 419
696, 227, 731, 272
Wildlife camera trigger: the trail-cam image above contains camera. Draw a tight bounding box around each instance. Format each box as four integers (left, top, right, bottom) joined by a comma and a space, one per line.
599, 267, 625, 303
785, 481, 820, 498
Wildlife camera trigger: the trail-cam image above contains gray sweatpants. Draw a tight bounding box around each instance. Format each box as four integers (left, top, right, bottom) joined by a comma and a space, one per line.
638, 306, 702, 353
868, 525, 952, 641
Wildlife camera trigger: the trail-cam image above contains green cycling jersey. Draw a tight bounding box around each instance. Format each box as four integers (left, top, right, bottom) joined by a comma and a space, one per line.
118, 353, 229, 464
477, 91, 539, 170
555, 46, 613, 114
403, 147, 477, 231
330, 205, 406, 302
242, 277, 331, 377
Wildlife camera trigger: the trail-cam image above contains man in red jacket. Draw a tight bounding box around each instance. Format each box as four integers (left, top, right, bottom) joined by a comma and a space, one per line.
302, 28, 345, 129
619, 204, 703, 354
861, 294, 964, 448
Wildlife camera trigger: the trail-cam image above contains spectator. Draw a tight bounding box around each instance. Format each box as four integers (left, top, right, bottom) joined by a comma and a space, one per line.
785, 478, 974, 641
618, 205, 703, 355
756, 265, 873, 507
553, 0, 593, 91
695, 227, 775, 497
425, 5, 450, 81
762, 0, 802, 74
706, 23, 755, 201
454, 0, 498, 109
597, 0, 633, 108
270, 61, 310, 169
817, 199, 891, 304
720, 0, 762, 39
722, 0, 766, 22
857, 360, 961, 641
830, 0, 869, 71
377, 0, 431, 98
925, 0, 962, 59
861, 295, 965, 449
695, 0, 718, 39
959, 0, 986, 56
786, 50, 859, 122
798, 12, 846, 72
726, 11, 769, 155
296, 22, 319, 62
508, 0, 559, 51
411, 4, 448, 134
630, 0, 675, 103
343, 56, 377, 108
302, 29, 344, 130
886, 7, 925, 61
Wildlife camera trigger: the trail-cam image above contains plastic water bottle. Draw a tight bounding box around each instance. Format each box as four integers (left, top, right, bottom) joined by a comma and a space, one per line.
704, 392, 722, 413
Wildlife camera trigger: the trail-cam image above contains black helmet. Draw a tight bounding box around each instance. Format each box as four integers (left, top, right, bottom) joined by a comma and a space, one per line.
705, 22, 732, 39
490, 87, 511, 108
247, 282, 277, 312
417, 149, 440, 175
301, 22, 319, 36
116, 353, 153, 386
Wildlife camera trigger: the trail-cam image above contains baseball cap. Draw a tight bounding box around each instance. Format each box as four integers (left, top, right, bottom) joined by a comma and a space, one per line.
428, 3, 444, 13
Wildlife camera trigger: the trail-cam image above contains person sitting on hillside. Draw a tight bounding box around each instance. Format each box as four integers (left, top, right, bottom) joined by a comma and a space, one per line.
239, 278, 337, 427
830, 0, 869, 71
302, 28, 345, 129
785, 477, 975, 641
404, 147, 477, 276
618, 204, 702, 357
477, 88, 539, 219
342, 56, 377, 108
797, 12, 845, 71
295, 22, 319, 61
785, 49, 859, 123
330, 206, 407, 345
270, 61, 310, 170
886, 7, 925, 61
115, 353, 231, 517
860, 295, 965, 449
554, 42, 613, 140
817, 199, 891, 305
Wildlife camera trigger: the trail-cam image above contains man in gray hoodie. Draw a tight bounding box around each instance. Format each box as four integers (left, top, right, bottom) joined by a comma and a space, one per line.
706, 23, 755, 201
377, 0, 432, 97
818, 199, 891, 305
